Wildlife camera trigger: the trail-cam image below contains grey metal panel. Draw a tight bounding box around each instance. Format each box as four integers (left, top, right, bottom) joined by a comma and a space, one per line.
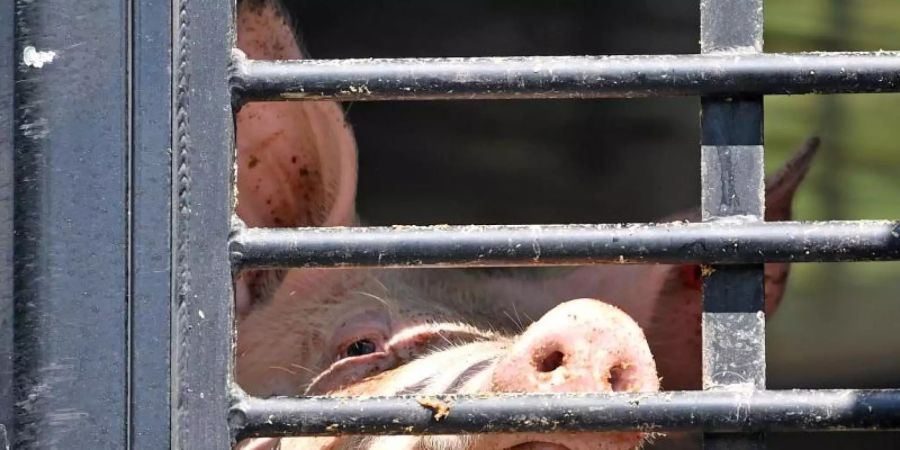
171, 0, 236, 447
12, 0, 129, 448
130, 0, 173, 447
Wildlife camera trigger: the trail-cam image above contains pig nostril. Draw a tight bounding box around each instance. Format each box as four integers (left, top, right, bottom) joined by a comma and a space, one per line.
536, 350, 565, 373
608, 363, 629, 392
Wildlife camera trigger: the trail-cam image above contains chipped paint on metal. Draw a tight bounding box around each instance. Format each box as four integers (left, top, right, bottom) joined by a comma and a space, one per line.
22, 46, 57, 68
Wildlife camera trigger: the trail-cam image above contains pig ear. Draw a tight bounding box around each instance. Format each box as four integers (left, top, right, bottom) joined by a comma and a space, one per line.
762, 136, 820, 222
754, 136, 820, 315
234, 0, 358, 317
648, 138, 819, 388
234, 0, 357, 228
665, 136, 820, 310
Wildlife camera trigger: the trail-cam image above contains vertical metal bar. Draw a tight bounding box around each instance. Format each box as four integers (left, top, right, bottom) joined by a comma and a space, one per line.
130, 0, 172, 446
12, 0, 130, 447
171, 0, 236, 447
700, 0, 766, 448
0, 0, 14, 444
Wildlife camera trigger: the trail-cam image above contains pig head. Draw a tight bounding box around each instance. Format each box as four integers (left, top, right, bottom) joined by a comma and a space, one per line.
232, 1, 817, 449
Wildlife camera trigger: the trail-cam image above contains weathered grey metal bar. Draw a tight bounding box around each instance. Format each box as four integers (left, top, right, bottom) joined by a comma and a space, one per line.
230, 389, 900, 439
700, 0, 767, 448
171, 0, 236, 447
229, 221, 900, 270
232, 52, 900, 102
13, 0, 130, 448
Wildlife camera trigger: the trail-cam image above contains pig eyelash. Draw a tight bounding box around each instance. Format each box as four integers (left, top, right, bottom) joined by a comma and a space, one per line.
344, 339, 378, 357
335, 335, 386, 361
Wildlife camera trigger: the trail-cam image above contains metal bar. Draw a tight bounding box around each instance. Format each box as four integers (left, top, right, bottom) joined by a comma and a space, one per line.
0, 0, 13, 443
699, 150, 767, 394
230, 389, 900, 439
229, 221, 900, 269
129, 0, 172, 446
170, 0, 235, 447
232, 52, 900, 102
700, 0, 766, 448
13, 0, 129, 447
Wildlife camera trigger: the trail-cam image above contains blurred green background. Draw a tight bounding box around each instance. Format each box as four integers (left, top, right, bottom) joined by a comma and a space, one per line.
765, 0, 900, 389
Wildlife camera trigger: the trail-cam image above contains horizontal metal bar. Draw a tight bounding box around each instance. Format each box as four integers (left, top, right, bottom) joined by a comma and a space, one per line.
229, 220, 900, 270
232, 52, 900, 102
229, 389, 900, 439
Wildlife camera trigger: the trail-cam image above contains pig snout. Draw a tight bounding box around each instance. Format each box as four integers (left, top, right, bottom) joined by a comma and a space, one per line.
473, 299, 659, 450
267, 299, 660, 450
492, 298, 659, 395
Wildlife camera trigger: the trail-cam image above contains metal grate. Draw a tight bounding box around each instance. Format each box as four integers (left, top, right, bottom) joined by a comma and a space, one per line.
221, 1, 900, 448
222, 0, 900, 448
4, 0, 900, 449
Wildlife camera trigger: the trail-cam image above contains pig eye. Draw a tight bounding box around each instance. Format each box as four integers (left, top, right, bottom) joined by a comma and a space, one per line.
344, 339, 378, 357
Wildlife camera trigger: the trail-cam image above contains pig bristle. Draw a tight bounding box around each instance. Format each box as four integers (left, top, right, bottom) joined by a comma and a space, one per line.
421, 434, 474, 450
502, 301, 531, 333
288, 362, 318, 375
351, 289, 396, 310
267, 365, 300, 375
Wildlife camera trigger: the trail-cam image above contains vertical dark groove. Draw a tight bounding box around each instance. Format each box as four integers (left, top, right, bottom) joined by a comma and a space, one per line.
129, 0, 173, 446
0, 0, 15, 443
125, 0, 135, 446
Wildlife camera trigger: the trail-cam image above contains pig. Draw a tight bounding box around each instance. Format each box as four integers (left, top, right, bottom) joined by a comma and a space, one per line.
232, 1, 818, 449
